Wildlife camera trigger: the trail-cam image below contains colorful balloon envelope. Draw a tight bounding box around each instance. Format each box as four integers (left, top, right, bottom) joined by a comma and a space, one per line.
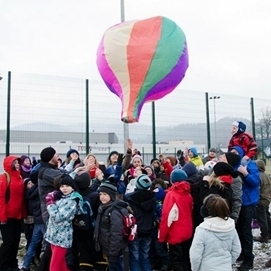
97, 16, 189, 123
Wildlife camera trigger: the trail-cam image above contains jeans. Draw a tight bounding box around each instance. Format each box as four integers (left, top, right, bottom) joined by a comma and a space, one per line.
128, 236, 152, 271
22, 223, 45, 269
236, 205, 254, 260
256, 203, 271, 237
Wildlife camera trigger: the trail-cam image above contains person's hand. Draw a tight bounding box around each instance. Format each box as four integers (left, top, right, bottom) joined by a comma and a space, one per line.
238, 165, 248, 176
46, 191, 57, 206
158, 154, 164, 162
126, 138, 133, 151
70, 152, 78, 161
95, 168, 104, 180
203, 175, 210, 182
117, 153, 124, 163
74, 166, 85, 173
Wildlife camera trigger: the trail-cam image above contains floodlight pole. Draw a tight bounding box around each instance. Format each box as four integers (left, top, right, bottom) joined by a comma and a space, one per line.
121, 0, 129, 151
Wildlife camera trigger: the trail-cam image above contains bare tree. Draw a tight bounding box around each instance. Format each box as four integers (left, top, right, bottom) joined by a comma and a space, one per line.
256, 107, 271, 139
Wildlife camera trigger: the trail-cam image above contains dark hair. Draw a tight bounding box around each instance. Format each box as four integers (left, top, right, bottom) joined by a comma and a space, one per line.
203, 194, 230, 220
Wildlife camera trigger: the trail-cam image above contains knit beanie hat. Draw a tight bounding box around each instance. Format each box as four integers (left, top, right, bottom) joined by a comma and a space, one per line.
150, 158, 160, 165
213, 162, 239, 178
66, 149, 79, 158
153, 187, 165, 201
209, 147, 216, 153
107, 151, 119, 164
59, 174, 76, 190
225, 152, 241, 167
21, 155, 30, 164
182, 162, 198, 177
132, 154, 143, 164
23, 178, 31, 189
232, 121, 246, 134
74, 171, 91, 189
135, 174, 152, 190
99, 181, 117, 201
40, 147, 56, 163
170, 169, 188, 183
189, 147, 198, 157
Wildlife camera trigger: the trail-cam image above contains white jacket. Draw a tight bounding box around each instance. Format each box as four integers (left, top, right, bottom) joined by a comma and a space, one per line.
190, 217, 241, 271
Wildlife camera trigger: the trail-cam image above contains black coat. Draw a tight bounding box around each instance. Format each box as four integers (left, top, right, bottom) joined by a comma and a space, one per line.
26, 184, 43, 224
124, 189, 156, 237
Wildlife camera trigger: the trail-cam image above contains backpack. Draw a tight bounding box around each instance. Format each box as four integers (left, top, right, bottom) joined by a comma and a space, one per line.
108, 205, 137, 241
73, 193, 96, 231
1, 172, 11, 203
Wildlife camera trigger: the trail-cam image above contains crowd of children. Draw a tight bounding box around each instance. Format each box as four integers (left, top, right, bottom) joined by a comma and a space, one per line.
0, 120, 270, 271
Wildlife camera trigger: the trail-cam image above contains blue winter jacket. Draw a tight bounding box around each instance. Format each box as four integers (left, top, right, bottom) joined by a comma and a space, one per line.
240, 160, 260, 206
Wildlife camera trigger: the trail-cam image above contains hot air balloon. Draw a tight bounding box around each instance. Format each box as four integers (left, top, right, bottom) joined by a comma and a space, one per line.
97, 16, 189, 123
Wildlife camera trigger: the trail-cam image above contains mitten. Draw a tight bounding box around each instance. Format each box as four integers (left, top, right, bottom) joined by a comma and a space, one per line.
117, 153, 124, 164
46, 191, 57, 206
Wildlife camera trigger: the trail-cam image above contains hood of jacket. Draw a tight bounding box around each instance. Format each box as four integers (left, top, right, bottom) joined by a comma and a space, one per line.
168, 181, 191, 194
3, 155, 21, 177
256, 160, 265, 172
199, 217, 235, 240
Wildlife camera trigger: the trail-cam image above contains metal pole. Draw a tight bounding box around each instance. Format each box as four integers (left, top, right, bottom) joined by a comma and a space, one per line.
86, 79, 90, 156
261, 127, 264, 159
205, 92, 211, 150
152, 102, 156, 158
120, 0, 129, 151
6, 71, 11, 156
214, 98, 217, 148
250, 97, 256, 139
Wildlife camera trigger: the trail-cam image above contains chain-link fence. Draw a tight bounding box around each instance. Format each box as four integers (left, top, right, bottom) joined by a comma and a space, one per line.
0, 70, 270, 170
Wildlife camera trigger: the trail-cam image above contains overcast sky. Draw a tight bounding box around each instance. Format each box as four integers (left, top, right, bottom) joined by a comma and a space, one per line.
1, 0, 271, 99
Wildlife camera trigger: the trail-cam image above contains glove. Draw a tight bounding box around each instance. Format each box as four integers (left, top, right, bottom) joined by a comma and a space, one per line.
46, 191, 58, 206
117, 153, 124, 164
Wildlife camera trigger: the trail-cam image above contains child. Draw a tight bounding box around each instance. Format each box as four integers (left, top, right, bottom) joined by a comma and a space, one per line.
190, 194, 241, 271
21, 178, 44, 271
149, 179, 169, 271
159, 169, 193, 271
44, 174, 84, 271
228, 121, 257, 165
94, 181, 129, 271
185, 147, 204, 170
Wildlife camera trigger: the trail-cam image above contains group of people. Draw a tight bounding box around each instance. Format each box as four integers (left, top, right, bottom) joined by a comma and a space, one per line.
0, 120, 270, 271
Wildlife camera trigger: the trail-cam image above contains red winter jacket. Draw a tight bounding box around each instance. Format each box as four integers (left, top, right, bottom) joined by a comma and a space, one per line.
0, 156, 26, 223
159, 181, 193, 244
228, 132, 257, 158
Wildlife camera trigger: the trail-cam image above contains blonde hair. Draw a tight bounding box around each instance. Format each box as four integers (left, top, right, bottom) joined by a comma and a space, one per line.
84, 153, 99, 167
208, 172, 225, 190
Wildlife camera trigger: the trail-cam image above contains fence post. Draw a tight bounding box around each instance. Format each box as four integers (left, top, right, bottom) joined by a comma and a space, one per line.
6, 71, 11, 156
250, 97, 256, 139
86, 79, 89, 156
152, 102, 156, 159
205, 92, 211, 150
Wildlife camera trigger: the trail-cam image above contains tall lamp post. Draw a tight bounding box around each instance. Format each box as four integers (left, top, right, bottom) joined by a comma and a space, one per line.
120, 0, 129, 151
209, 96, 220, 150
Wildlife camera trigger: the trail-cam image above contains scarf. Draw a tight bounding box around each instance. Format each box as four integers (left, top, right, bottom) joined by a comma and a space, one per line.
94, 201, 114, 252
21, 164, 32, 173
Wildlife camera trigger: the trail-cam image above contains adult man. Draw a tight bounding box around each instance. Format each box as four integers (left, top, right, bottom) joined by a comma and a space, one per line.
37, 147, 63, 271
230, 146, 260, 271
202, 147, 216, 164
